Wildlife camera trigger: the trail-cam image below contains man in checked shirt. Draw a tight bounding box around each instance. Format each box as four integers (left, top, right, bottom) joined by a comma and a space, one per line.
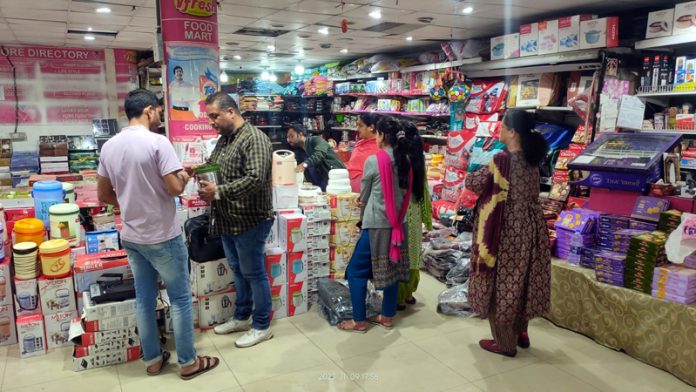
197, 92, 275, 348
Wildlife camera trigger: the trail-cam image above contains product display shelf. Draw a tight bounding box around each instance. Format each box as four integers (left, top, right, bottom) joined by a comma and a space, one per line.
255, 125, 283, 129
283, 111, 332, 115
400, 57, 483, 73
330, 72, 388, 82
283, 95, 334, 99
331, 127, 357, 131
635, 35, 696, 50
242, 109, 283, 113
338, 92, 433, 98
420, 134, 448, 141
638, 130, 696, 135
521, 106, 575, 112
636, 91, 696, 98
335, 110, 449, 117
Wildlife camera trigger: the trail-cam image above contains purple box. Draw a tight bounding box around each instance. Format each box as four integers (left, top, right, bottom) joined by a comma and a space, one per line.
631, 197, 671, 222
630, 220, 659, 231
651, 290, 696, 304
652, 284, 696, 297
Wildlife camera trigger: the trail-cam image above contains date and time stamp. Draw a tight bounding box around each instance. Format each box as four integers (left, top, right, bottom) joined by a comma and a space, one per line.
318, 372, 379, 382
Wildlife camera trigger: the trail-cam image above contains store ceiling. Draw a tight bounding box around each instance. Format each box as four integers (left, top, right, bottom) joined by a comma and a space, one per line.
0, 0, 680, 72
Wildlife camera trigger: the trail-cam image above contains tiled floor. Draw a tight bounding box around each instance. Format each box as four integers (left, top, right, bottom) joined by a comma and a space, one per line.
1, 274, 694, 392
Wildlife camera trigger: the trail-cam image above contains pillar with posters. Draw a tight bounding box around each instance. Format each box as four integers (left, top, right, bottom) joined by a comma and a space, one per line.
159, 0, 220, 165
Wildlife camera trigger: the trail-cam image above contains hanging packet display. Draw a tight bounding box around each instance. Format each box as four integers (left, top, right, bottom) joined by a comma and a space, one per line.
465, 80, 508, 114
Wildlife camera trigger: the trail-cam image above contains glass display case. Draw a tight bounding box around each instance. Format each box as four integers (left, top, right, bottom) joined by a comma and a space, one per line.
568, 133, 682, 191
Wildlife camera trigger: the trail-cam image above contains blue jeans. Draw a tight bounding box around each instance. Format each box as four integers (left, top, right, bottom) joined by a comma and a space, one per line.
221, 219, 274, 330
346, 230, 398, 321
123, 236, 196, 367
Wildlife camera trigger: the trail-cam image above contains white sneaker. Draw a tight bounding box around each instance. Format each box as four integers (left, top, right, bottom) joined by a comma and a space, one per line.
213, 318, 251, 335
235, 328, 273, 348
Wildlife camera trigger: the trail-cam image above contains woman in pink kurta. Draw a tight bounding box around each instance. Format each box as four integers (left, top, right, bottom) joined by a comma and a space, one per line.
465, 109, 551, 357
347, 114, 381, 192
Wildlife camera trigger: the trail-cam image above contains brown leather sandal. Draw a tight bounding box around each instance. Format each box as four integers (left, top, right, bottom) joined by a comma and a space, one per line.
180, 355, 220, 381
146, 351, 171, 376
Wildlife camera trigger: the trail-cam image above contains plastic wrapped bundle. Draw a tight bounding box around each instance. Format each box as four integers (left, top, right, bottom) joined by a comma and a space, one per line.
446, 257, 471, 287
317, 278, 381, 326
422, 245, 464, 282
437, 281, 475, 317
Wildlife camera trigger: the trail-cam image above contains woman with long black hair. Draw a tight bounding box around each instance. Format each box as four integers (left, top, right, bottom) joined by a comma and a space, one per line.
465, 109, 551, 357
338, 116, 417, 333
346, 113, 381, 192
396, 120, 432, 310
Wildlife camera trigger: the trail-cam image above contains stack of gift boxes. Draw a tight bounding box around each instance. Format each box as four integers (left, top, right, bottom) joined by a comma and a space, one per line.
265, 183, 309, 319
652, 264, 696, 304
189, 258, 231, 332
329, 193, 361, 280
301, 203, 331, 307
554, 209, 598, 263
594, 250, 627, 286
624, 231, 669, 294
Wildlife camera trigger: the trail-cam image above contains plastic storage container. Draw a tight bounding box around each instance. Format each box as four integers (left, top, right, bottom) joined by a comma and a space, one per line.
14, 218, 45, 246
32, 181, 64, 227
272, 150, 297, 185
49, 203, 81, 246
62, 183, 75, 204
194, 164, 221, 186
39, 239, 71, 278
13, 242, 39, 280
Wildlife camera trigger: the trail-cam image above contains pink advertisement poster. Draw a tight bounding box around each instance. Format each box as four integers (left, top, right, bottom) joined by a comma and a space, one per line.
160, 0, 220, 164
0, 45, 108, 124
113, 49, 139, 120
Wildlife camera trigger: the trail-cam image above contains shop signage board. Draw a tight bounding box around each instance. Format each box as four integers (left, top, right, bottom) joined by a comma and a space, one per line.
0, 46, 109, 124
160, 0, 220, 165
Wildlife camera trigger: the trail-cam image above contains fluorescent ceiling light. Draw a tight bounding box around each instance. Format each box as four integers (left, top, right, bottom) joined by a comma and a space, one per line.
220, 72, 229, 83
318, 27, 329, 35
406, 36, 413, 41
295, 64, 305, 75
261, 71, 270, 80
233, 55, 242, 60
84, 35, 96, 41
267, 45, 275, 52
340, 48, 349, 54
269, 74, 278, 82
369, 10, 382, 19
462, 6, 474, 14
96, 7, 111, 13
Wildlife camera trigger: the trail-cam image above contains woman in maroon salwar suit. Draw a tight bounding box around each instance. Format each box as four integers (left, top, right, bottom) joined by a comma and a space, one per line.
465, 109, 551, 357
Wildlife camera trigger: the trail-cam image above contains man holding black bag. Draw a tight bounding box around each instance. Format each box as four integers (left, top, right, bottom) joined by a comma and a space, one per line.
195, 92, 275, 348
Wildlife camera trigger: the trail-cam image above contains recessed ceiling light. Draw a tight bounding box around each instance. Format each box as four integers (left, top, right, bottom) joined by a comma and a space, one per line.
96, 7, 111, 13
269, 74, 278, 82
84, 35, 96, 41
406, 36, 413, 41
261, 70, 270, 80
233, 55, 242, 60
220, 72, 229, 83
295, 64, 305, 75
369, 10, 382, 19
340, 48, 349, 54
87, 27, 93, 31
318, 27, 329, 35
462, 6, 474, 14
267, 45, 276, 52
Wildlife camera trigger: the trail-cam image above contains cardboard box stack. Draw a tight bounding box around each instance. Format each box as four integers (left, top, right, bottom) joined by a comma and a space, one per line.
69, 292, 139, 371
624, 231, 669, 294
0, 260, 17, 347
39, 275, 77, 351
594, 250, 626, 287
329, 193, 361, 280
302, 203, 330, 301
190, 258, 235, 331
70, 250, 140, 370
39, 136, 70, 175
266, 178, 310, 318
652, 264, 696, 304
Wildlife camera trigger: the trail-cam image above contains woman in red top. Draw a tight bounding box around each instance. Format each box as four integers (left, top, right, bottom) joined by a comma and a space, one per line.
347, 113, 381, 192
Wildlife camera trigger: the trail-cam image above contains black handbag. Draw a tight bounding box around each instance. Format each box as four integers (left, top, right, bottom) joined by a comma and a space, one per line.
184, 214, 226, 262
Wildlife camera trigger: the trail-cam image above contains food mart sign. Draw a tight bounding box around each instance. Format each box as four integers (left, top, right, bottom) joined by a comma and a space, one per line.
161, 0, 218, 44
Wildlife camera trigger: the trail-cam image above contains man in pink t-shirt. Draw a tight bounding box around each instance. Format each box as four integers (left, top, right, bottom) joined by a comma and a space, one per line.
97, 89, 219, 380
